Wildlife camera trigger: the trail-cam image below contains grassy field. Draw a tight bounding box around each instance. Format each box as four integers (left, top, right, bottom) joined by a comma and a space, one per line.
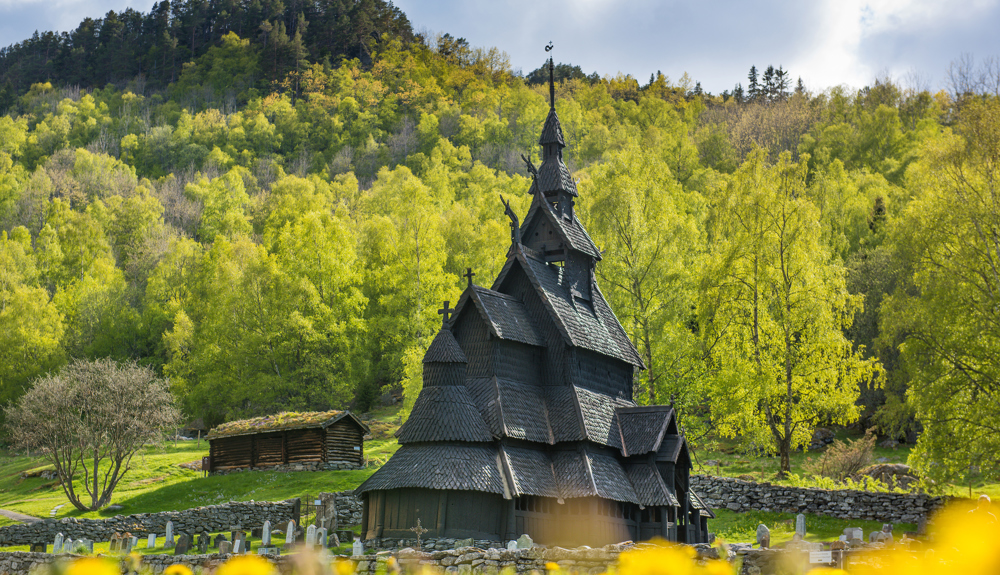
708, 509, 916, 546
0, 404, 403, 522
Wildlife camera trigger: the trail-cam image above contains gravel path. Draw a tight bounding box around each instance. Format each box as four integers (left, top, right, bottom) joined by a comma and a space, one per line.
0, 509, 41, 524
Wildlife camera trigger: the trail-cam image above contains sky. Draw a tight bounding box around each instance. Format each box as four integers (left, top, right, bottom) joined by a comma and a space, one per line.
0, 0, 997, 94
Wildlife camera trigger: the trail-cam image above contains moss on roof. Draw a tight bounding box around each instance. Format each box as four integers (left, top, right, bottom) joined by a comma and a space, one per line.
207, 410, 346, 438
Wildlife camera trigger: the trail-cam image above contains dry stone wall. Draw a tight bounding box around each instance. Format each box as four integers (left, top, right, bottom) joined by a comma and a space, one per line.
691, 475, 946, 524
0, 500, 299, 546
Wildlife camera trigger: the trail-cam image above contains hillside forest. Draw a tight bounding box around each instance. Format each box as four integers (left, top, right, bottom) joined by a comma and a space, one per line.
1, 0, 999, 484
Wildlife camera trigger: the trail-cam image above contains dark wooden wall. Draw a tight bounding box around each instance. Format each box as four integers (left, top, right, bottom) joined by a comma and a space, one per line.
209, 424, 363, 471
365, 488, 505, 541
453, 311, 495, 379
572, 348, 633, 399
326, 420, 363, 466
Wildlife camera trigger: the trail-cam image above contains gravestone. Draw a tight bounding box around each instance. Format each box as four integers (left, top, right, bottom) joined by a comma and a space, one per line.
317, 492, 339, 529
284, 520, 296, 549
147, 534, 157, 549
214, 534, 228, 549
507, 540, 518, 551
165, 521, 175, 549
317, 527, 327, 548
352, 539, 364, 556
306, 525, 317, 546
54, 533, 64, 554
795, 514, 806, 538
198, 535, 209, 555
516, 534, 533, 549
174, 534, 190, 555
843, 527, 863, 541
30, 542, 46, 553
83, 540, 94, 554
917, 517, 927, 535
262, 521, 272, 546
219, 541, 232, 555
109, 535, 121, 553
233, 539, 243, 554
756, 524, 770, 549
329, 532, 340, 549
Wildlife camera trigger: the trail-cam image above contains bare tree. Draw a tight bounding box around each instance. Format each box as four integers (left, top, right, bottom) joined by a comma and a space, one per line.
5, 359, 179, 512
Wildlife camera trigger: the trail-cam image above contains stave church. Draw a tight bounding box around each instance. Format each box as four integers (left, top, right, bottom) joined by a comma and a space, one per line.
356, 55, 713, 547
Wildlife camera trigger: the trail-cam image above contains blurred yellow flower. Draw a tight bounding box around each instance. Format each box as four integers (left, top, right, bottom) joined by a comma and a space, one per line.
335, 559, 356, 575
164, 564, 194, 575
545, 562, 561, 571
806, 569, 848, 575
65, 558, 118, 575
217, 555, 277, 575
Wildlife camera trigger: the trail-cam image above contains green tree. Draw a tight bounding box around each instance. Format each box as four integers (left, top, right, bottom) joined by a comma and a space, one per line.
581, 144, 707, 413
701, 149, 879, 474
882, 97, 1000, 484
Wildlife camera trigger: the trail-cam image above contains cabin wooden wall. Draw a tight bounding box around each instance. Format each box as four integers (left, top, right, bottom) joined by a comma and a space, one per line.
571, 349, 633, 399
493, 340, 542, 385
326, 420, 363, 466
453, 312, 494, 378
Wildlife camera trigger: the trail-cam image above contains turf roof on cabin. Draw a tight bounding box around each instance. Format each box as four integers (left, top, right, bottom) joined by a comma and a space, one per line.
207, 410, 369, 439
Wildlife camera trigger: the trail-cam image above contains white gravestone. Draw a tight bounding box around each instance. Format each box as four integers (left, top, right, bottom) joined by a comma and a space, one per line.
165, 521, 175, 549
306, 525, 317, 546
54, 533, 64, 554
352, 539, 363, 556
317, 528, 327, 548
261, 521, 271, 546
147, 534, 157, 549
285, 520, 296, 548
507, 540, 518, 551
233, 539, 243, 554
796, 514, 806, 538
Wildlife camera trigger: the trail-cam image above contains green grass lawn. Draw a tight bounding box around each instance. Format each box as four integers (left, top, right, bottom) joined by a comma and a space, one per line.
708, 508, 917, 545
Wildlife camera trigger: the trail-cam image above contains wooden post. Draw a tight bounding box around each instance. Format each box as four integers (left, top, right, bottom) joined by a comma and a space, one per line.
197, 429, 201, 448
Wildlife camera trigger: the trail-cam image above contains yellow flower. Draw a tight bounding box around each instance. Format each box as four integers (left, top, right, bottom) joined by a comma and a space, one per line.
165, 564, 194, 575
65, 558, 119, 575
545, 562, 561, 571
217, 555, 276, 575
805, 569, 848, 575
335, 559, 356, 575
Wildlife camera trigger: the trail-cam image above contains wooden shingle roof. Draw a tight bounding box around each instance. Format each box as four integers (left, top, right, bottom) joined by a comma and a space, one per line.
501, 445, 560, 498
424, 327, 467, 363
574, 386, 635, 450
522, 191, 602, 259
355, 444, 505, 494
396, 386, 493, 443
456, 286, 544, 347
538, 107, 565, 147
625, 463, 680, 507
499, 252, 642, 367
466, 377, 554, 444
207, 410, 369, 439
617, 406, 674, 456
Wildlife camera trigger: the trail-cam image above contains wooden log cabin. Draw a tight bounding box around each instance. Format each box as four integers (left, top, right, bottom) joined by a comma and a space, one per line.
206, 410, 369, 473
356, 56, 714, 547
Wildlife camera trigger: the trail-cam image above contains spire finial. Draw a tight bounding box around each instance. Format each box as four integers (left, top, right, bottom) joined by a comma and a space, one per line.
464, 268, 476, 288
437, 300, 455, 328
545, 42, 554, 109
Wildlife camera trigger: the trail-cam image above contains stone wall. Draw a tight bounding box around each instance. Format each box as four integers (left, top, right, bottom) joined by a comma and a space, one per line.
691, 475, 946, 524
0, 500, 299, 547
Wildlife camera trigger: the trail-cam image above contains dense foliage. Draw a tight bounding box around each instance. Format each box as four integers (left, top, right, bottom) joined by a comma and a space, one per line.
2, 4, 999, 481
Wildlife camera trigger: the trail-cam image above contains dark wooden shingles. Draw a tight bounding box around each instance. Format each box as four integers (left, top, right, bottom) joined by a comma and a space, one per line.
587, 452, 639, 504
689, 491, 715, 518
355, 444, 505, 494
472, 287, 545, 346
545, 386, 586, 442
465, 377, 503, 436
551, 451, 593, 499
618, 409, 672, 455
573, 386, 636, 449
396, 386, 493, 444
538, 108, 565, 147
495, 379, 552, 443
503, 446, 559, 498
625, 463, 678, 507
424, 328, 467, 363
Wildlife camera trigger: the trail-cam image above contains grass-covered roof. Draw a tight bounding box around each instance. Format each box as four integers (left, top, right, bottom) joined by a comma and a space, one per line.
207, 410, 368, 439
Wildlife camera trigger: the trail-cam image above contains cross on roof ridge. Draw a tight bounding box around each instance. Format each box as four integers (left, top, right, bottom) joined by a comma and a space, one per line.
437, 300, 455, 326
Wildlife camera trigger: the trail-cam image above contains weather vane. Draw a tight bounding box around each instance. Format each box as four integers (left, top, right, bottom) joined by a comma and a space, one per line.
545, 41, 553, 52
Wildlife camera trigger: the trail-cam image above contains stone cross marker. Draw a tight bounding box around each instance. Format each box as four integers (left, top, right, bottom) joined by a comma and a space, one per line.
409, 518, 428, 551
756, 524, 770, 548
285, 520, 296, 549
165, 521, 175, 549
54, 533, 64, 554
262, 521, 271, 546
305, 525, 317, 546
147, 534, 157, 549
795, 514, 806, 538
